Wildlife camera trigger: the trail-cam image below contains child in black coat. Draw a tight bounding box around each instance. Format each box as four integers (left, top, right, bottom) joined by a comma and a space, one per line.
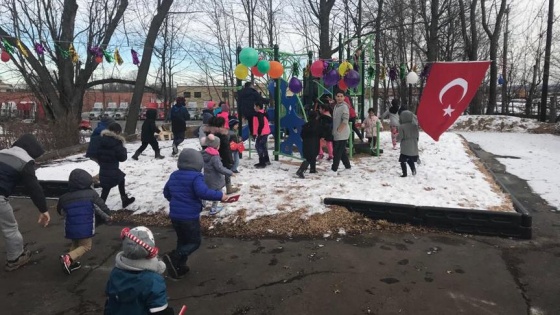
96, 122, 135, 208
132, 108, 164, 160
296, 111, 322, 178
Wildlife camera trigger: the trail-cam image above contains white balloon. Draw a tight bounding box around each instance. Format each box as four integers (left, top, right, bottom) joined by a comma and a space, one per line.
406, 72, 419, 84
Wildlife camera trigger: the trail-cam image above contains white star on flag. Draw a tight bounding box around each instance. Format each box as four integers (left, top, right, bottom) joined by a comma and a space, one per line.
443, 105, 455, 116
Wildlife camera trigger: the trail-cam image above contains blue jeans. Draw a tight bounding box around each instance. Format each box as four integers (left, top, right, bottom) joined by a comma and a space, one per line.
171, 219, 201, 266
231, 151, 239, 171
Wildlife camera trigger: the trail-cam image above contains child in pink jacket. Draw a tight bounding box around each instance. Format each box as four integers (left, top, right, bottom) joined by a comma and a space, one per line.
363, 108, 383, 147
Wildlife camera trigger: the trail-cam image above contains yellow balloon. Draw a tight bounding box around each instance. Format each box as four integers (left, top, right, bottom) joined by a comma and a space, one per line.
338, 61, 353, 76
235, 64, 249, 80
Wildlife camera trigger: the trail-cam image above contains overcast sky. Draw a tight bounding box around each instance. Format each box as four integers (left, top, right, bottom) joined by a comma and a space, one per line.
0, 0, 557, 87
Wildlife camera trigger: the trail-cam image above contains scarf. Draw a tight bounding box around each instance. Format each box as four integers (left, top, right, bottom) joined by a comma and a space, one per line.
114, 251, 166, 274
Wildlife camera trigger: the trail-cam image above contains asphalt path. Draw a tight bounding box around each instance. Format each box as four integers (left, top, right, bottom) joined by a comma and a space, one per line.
0, 145, 559, 314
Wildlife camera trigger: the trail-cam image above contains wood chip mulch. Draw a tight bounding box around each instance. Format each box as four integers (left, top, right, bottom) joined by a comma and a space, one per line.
108, 205, 446, 239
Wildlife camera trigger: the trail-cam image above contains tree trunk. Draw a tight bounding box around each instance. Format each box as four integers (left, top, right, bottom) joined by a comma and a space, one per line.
307, 0, 336, 59
481, 0, 507, 114
426, 0, 439, 63
539, 0, 554, 122
125, 0, 174, 135
372, 0, 384, 112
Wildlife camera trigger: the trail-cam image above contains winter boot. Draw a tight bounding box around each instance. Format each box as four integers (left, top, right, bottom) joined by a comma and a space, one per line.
121, 195, 136, 208
131, 152, 140, 160
172, 144, 178, 156
5, 249, 31, 272
408, 161, 417, 176
155, 151, 164, 159
209, 205, 224, 215
296, 161, 309, 179
226, 183, 240, 194
163, 251, 181, 279
400, 162, 407, 177
177, 265, 190, 277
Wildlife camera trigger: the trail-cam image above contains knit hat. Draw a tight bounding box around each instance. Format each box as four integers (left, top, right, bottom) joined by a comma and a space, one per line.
221, 102, 230, 112
176, 96, 186, 106
122, 226, 157, 260
12, 133, 45, 159
207, 101, 216, 109
205, 133, 220, 149
100, 116, 116, 126
177, 148, 203, 171
229, 118, 239, 129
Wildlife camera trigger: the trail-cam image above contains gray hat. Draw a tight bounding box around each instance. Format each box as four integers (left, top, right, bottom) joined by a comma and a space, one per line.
122, 226, 156, 260
178, 148, 203, 171
205, 134, 220, 149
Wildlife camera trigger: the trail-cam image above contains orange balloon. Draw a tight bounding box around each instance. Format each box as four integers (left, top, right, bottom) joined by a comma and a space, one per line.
268, 61, 284, 79
95, 56, 103, 63
252, 66, 264, 77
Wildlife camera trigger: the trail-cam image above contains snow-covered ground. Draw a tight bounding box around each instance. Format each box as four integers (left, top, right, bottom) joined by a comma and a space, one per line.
459, 132, 560, 211
35, 115, 560, 222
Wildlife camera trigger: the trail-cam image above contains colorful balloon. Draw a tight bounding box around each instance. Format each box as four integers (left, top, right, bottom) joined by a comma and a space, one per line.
323, 69, 340, 86
257, 60, 270, 74
338, 79, 348, 91
239, 47, 259, 67
343, 69, 360, 88
235, 64, 249, 79
252, 66, 264, 77
1, 50, 10, 62
338, 61, 353, 76
310, 60, 324, 78
268, 61, 284, 79
288, 77, 303, 94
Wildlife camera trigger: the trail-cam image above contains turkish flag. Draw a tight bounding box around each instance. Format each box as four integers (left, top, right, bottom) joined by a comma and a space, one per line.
417, 61, 490, 141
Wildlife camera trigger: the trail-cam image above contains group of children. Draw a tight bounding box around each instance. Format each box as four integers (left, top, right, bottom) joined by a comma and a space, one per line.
299, 93, 419, 179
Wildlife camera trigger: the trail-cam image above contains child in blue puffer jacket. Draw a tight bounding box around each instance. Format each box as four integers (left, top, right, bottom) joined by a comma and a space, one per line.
162, 148, 228, 279
57, 168, 112, 275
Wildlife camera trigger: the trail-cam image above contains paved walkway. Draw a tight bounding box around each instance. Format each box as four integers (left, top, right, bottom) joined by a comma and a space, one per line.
0, 146, 559, 314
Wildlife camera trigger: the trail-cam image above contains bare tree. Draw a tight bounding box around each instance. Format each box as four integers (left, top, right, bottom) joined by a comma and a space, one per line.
0, 0, 128, 125
307, 0, 337, 58
153, 12, 191, 111
125, 0, 174, 135
458, 0, 484, 114
480, 0, 507, 114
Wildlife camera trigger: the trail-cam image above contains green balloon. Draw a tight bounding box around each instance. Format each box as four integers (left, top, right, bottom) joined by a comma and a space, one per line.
239, 47, 259, 67
257, 60, 270, 74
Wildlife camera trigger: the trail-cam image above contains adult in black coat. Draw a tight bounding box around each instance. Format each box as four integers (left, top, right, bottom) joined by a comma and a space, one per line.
96, 123, 135, 208
170, 97, 190, 155
132, 109, 163, 160
296, 111, 322, 178
236, 82, 268, 132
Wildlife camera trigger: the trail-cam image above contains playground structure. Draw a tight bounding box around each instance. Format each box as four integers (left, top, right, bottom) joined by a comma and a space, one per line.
236, 35, 381, 161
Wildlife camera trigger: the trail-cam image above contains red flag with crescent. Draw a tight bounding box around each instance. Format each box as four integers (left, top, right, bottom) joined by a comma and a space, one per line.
417, 61, 490, 141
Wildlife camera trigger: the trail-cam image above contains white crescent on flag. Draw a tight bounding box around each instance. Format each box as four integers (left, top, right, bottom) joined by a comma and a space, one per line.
439, 78, 468, 104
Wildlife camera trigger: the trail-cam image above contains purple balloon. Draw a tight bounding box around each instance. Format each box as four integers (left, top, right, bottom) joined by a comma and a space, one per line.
288, 77, 303, 94
343, 69, 360, 88
323, 69, 340, 86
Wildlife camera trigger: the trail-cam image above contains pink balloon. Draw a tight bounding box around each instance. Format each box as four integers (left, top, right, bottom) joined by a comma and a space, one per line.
310, 60, 324, 78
